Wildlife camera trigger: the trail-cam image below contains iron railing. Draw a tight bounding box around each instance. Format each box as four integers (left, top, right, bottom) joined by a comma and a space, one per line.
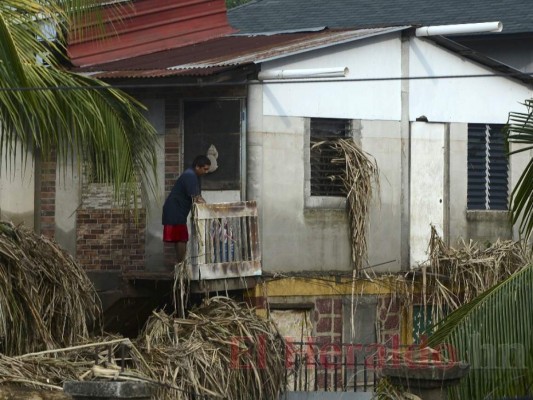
285, 342, 380, 392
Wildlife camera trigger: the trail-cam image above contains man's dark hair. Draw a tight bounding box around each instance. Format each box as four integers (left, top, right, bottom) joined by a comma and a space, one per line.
192, 155, 211, 168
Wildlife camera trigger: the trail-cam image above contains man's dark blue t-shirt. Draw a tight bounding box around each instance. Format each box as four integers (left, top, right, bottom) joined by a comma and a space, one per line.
162, 168, 201, 225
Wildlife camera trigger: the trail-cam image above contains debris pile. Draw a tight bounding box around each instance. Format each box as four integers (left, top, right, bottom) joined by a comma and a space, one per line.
137, 296, 286, 400
423, 226, 533, 323
0, 221, 286, 399
0, 221, 100, 355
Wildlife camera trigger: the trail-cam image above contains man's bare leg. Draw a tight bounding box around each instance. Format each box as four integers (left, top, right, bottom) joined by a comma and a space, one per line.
175, 241, 187, 264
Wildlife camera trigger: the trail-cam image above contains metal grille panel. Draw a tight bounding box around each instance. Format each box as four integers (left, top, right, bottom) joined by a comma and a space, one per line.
310, 118, 350, 197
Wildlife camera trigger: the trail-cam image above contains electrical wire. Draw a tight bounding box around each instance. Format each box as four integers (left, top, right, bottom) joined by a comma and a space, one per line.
1, 71, 533, 92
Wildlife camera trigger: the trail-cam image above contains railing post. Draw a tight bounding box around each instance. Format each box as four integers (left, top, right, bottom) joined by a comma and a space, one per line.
324, 356, 328, 391
334, 356, 338, 391
314, 354, 319, 391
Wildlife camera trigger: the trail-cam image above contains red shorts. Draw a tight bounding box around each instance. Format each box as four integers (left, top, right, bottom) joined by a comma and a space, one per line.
163, 224, 188, 242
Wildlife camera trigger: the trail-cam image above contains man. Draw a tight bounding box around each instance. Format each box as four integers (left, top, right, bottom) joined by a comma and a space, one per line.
162, 155, 211, 264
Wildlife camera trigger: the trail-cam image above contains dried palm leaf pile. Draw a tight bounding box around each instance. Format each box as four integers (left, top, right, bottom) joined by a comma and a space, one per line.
0, 222, 285, 399
0, 297, 286, 399
419, 226, 533, 331
135, 296, 286, 400
0, 221, 100, 355
0, 337, 131, 390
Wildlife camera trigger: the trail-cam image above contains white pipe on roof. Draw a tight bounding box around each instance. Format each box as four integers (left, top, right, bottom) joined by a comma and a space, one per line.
415, 21, 502, 37
257, 67, 349, 80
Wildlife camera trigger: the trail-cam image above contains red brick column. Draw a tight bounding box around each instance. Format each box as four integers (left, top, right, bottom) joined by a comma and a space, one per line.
39, 151, 56, 238
313, 297, 343, 390
163, 98, 182, 267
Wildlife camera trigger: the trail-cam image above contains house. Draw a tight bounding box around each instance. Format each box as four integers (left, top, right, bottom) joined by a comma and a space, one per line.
1, 0, 531, 357
228, 0, 533, 73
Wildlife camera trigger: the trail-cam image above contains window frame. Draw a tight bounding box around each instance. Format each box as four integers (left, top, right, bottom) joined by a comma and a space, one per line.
304, 117, 353, 209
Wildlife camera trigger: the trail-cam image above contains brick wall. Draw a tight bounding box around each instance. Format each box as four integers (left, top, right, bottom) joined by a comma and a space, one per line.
163, 97, 182, 267
76, 182, 146, 271
378, 296, 402, 344
76, 209, 146, 271
314, 298, 343, 344
39, 152, 56, 238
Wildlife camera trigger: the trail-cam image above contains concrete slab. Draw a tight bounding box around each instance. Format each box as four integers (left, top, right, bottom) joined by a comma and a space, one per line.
63, 381, 152, 399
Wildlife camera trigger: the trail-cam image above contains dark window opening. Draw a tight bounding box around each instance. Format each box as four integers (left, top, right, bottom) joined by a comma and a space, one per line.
467, 123, 508, 210
184, 100, 241, 190
310, 118, 350, 197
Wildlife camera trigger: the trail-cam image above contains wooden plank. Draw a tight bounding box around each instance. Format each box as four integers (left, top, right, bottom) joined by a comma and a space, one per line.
207, 218, 214, 263
195, 201, 257, 219
198, 261, 262, 280
242, 215, 249, 261
233, 217, 241, 262
250, 216, 261, 261
196, 218, 206, 264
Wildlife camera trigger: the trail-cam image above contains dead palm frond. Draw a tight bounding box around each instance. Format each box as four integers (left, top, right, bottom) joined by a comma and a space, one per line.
312, 138, 379, 273
0, 221, 101, 355
422, 226, 532, 325
136, 296, 286, 400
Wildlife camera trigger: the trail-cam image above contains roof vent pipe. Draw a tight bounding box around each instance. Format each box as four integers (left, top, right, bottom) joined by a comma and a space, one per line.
258, 67, 348, 80
415, 21, 502, 37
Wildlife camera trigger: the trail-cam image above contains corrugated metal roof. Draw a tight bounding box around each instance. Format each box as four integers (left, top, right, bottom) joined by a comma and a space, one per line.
68, 0, 237, 67
77, 26, 410, 78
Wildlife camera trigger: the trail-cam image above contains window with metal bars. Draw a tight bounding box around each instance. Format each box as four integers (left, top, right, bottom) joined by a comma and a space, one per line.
467, 123, 508, 210
310, 118, 350, 197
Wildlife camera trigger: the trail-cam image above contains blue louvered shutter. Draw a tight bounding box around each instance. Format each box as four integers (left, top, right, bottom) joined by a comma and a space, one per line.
467, 124, 508, 210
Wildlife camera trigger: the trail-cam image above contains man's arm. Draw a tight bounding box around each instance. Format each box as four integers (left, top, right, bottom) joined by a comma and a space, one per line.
183, 172, 205, 203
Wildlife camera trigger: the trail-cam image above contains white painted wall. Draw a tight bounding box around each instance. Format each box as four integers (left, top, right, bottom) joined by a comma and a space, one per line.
262, 115, 351, 271
448, 123, 468, 243
0, 142, 35, 229
361, 120, 402, 272
55, 155, 81, 255
409, 38, 533, 123
409, 123, 445, 266
261, 34, 402, 120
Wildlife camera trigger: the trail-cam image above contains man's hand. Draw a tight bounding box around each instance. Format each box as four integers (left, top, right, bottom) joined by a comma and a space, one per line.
194, 195, 206, 204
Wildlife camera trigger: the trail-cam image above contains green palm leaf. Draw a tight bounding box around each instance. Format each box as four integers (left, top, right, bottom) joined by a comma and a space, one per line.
0, 1, 157, 206
504, 99, 533, 241
427, 263, 533, 399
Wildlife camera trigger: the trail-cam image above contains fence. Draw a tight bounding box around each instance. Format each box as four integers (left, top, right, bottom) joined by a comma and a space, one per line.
189, 201, 262, 280
285, 342, 379, 393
